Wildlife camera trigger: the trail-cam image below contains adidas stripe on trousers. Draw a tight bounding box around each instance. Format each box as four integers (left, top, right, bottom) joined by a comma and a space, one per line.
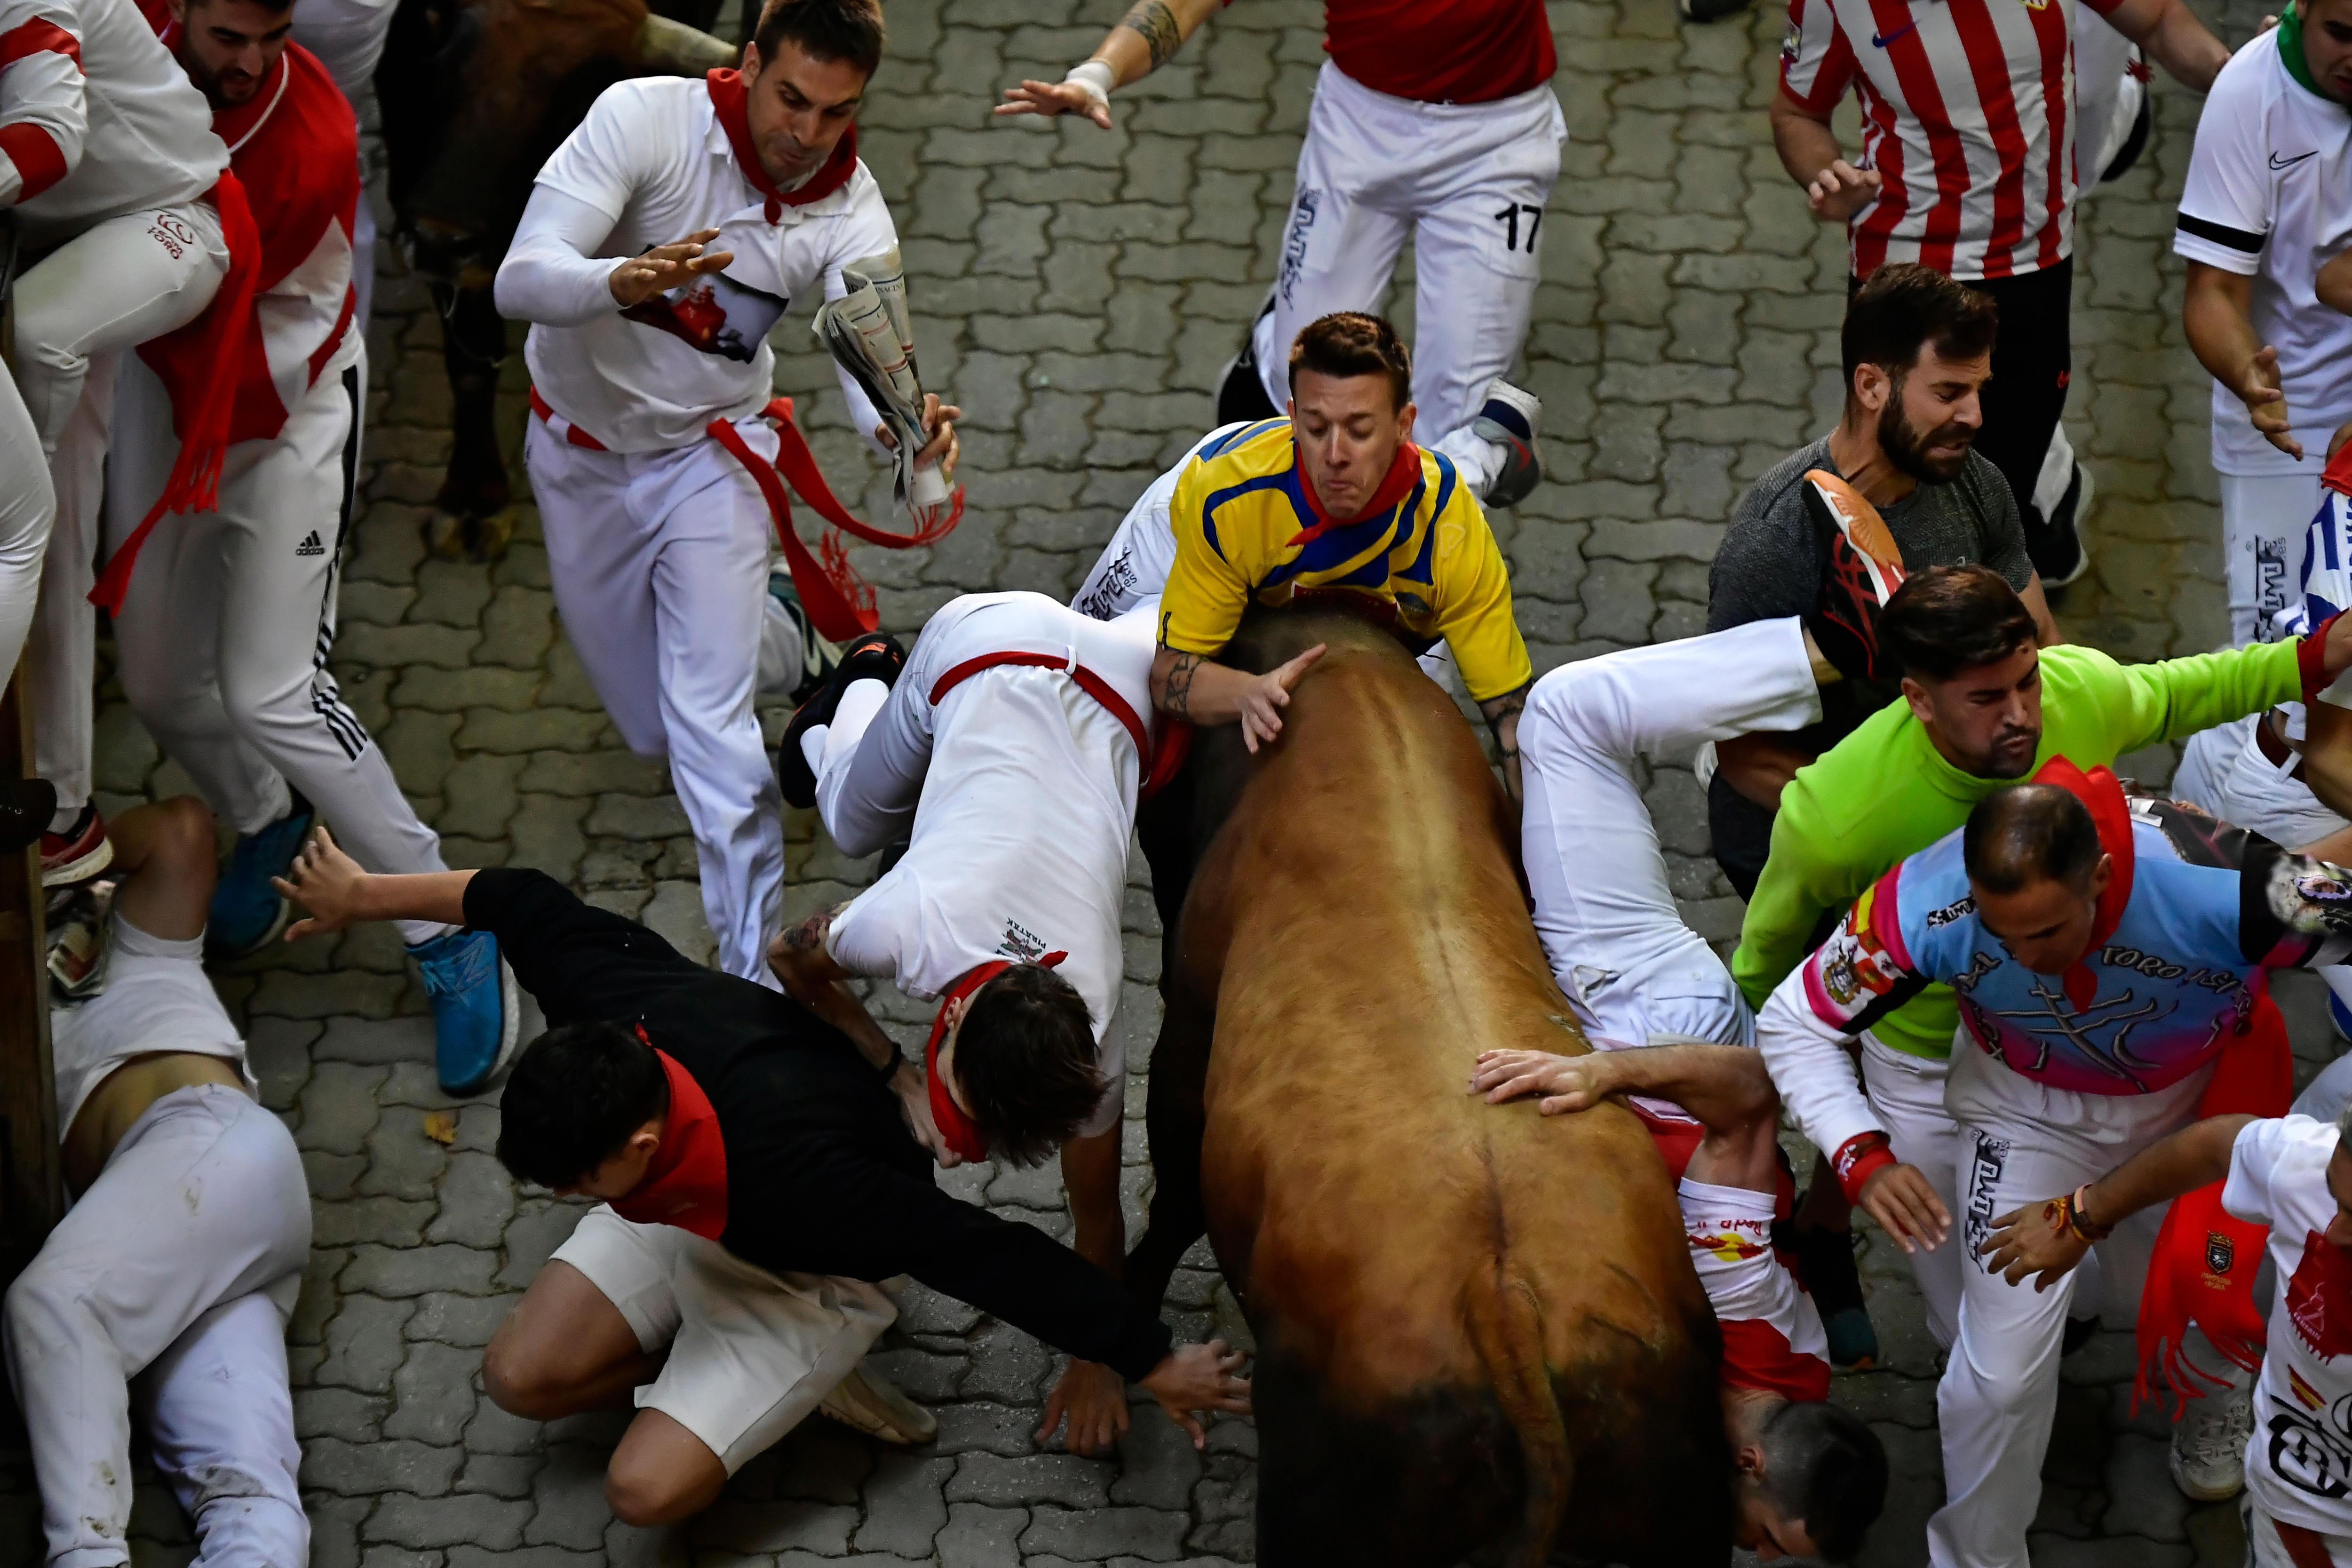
30, 340, 455, 945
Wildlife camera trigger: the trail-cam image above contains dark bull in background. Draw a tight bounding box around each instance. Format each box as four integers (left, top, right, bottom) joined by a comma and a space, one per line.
375, 0, 735, 560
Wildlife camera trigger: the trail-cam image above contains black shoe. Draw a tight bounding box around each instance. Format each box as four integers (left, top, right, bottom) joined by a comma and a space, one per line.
2026, 464, 2091, 588
1215, 300, 1281, 427
0, 777, 56, 859
778, 632, 906, 810
1789, 1218, 1880, 1369
1798, 469, 1908, 681
1678, 0, 1756, 21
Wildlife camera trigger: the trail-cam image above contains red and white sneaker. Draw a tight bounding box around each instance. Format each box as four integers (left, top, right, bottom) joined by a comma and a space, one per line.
1800, 469, 1908, 681
41, 804, 113, 888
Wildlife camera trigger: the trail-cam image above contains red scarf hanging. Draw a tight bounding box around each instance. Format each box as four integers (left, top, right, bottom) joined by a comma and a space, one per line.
923, 953, 1067, 1163
706, 68, 858, 223
93, 172, 262, 614
609, 1044, 730, 1240
2028, 757, 2135, 1013
1285, 439, 1424, 549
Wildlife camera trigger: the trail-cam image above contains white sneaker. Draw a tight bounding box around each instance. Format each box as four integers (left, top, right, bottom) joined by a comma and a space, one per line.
818, 1365, 937, 1446
2168, 1381, 2252, 1502
1470, 377, 1543, 508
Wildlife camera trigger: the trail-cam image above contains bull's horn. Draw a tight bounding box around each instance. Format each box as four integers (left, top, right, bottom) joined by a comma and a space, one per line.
633, 14, 738, 74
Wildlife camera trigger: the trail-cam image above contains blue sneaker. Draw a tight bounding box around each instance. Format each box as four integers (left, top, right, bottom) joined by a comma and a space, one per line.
409, 928, 518, 1095
2331, 990, 2352, 1043
207, 795, 315, 960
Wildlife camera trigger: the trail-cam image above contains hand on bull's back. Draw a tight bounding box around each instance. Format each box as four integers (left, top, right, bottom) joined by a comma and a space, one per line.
1470, 1048, 1604, 1114
608, 229, 735, 308
1140, 1340, 1252, 1449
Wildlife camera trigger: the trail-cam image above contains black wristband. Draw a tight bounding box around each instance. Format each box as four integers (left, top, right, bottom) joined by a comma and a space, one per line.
878, 1051, 906, 1083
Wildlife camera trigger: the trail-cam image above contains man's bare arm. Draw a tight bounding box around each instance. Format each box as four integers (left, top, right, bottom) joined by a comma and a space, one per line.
1478, 682, 1528, 804
1150, 644, 1326, 751
2185, 262, 2303, 460
994, 0, 1224, 127
1715, 732, 1814, 812
1980, 1115, 2249, 1288
767, 907, 903, 1076
276, 828, 476, 939
1470, 1042, 1781, 1191
2100, 0, 2228, 89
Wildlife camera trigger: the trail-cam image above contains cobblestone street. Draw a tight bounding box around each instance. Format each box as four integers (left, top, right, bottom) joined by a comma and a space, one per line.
0, 0, 2296, 1560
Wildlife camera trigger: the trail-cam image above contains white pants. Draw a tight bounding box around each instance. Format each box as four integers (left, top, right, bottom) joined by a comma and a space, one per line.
527, 416, 784, 982
0, 366, 54, 689
1926, 1045, 2204, 1568
1250, 64, 1565, 495
2247, 1496, 2352, 1568
2223, 471, 2322, 646
1518, 619, 1821, 1047
4, 1084, 309, 1568
1860, 1034, 1966, 1351
551, 1206, 894, 1474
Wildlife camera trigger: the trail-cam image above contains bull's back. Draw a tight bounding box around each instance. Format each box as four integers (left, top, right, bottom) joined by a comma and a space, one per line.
1185, 636, 1728, 1564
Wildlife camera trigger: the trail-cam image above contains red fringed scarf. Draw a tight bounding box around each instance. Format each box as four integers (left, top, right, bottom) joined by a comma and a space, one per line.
706, 68, 857, 222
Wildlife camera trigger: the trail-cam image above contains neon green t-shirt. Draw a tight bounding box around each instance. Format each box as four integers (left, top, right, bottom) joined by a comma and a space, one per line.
1730, 639, 2308, 1059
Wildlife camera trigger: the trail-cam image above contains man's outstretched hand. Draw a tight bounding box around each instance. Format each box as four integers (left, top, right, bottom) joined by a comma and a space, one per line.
1468, 1048, 1608, 1114
1979, 1197, 2093, 1291
1037, 1357, 1128, 1454
995, 77, 1112, 128
1237, 645, 1325, 752
608, 230, 734, 310
273, 826, 367, 940
1139, 1340, 1252, 1449
1858, 1162, 1950, 1255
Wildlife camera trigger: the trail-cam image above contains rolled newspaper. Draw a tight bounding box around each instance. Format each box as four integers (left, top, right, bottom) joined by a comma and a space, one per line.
813, 247, 956, 523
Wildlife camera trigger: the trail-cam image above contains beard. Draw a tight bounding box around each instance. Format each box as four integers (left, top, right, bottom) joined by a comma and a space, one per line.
1877, 387, 1975, 485
1963, 722, 2042, 780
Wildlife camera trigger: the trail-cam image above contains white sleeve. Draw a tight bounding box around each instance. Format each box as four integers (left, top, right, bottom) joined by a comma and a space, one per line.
819, 185, 903, 453
2175, 47, 2271, 274
824, 883, 906, 986
0, 0, 87, 207
2221, 1115, 2300, 1227
494, 186, 624, 327
1071, 428, 1236, 620
1754, 967, 1887, 1161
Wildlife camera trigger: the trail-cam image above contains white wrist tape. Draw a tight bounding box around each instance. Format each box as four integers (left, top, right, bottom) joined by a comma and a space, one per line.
1064, 59, 1114, 111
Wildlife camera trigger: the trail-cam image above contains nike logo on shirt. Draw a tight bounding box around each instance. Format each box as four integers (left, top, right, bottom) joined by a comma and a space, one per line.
2272, 150, 2319, 170
1871, 18, 1919, 44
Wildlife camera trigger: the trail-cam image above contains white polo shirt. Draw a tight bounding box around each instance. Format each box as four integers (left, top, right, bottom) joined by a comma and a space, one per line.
2224, 1114, 2352, 1535
519, 74, 897, 454
2177, 32, 2352, 479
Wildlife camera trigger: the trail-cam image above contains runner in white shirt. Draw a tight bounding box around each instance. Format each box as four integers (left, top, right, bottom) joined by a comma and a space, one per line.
767, 590, 1157, 1460
0, 0, 238, 863
2178, 8, 2352, 648
2, 798, 310, 1568
1772, 0, 2225, 584
1981, 1090, 2352, 1565
492, 0, 954, 986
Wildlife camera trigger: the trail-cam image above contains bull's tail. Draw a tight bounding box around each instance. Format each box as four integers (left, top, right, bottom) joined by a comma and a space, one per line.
1461, 1258, 1571, 1568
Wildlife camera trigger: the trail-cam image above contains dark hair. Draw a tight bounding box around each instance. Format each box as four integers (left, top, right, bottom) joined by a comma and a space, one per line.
954, 964, 1103, 1166
1876, 564, 2039, 684
1841, 263, 1999, 398
1287, 312, 1413, 411
495, 1022, 669, 1189
1964, 783, 2105, 894
753, 0, 885, 79
1757, 1399, 1888, 1563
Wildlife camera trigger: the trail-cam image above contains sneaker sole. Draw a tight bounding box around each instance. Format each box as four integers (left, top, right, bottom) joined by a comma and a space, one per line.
440, 956, 523, 1097
2168, 1458, 2244, 1503
42, 836, 114, 889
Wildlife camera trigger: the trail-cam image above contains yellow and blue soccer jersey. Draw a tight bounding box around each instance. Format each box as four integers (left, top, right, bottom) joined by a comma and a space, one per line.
1157, 420, 1533, 702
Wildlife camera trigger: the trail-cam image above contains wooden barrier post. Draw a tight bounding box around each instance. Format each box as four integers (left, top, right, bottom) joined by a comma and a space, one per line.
0, 661, 59, 1413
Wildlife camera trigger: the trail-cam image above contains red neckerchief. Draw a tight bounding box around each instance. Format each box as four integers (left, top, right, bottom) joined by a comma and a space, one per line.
609, 1043, 729, 1240
707, 68, 858, 223
2028, 756, 2134, 1013
925, 953, 1067, 1162
2327, 441, 2352, 499
1285, 439, 1423, 549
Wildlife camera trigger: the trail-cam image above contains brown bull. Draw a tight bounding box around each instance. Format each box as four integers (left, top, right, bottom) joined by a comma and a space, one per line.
1128, 606, 1730, 1566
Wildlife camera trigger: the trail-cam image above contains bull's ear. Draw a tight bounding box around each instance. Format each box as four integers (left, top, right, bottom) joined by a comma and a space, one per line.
633, 13, 737, 75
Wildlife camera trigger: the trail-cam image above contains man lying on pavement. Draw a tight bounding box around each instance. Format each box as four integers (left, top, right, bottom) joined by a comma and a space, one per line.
274, 828, 1249, 1525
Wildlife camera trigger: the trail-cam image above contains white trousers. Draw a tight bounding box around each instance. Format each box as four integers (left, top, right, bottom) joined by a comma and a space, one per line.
1926, 1045, 2204, 1568
526, 416, 784, 982
2247, 1496, 2352, 1568
1250, 64, 1565, 494
1860, 1035, 1966, 1351
2222, 471, 2322, 646
1518, 619, 1821, 1047
0, 367, 54, 689
3, 1085, 309, 1568
32, 349, 453, 942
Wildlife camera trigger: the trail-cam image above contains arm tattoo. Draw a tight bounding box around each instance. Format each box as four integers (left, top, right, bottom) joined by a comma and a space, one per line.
1479, 681, 1530, 740
1162, 651, 1201, 718
1116, 0, 1184, 70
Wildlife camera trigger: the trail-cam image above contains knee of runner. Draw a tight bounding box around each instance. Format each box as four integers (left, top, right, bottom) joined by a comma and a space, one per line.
480, 1336, 573, 1420
604, 1453, 709, 1528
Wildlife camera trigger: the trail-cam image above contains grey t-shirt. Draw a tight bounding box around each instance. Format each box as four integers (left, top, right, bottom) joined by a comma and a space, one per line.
1703, 439, 2034, 885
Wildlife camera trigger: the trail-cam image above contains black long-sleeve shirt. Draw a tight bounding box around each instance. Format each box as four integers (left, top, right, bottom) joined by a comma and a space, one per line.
464, 868, 1176, 1381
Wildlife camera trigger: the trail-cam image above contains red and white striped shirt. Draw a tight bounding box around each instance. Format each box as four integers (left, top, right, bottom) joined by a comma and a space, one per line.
1780, 0, 2123, 280
0, 0, 222, 250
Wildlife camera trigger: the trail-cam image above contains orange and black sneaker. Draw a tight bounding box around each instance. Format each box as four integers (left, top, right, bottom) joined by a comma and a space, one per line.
1799, 469, 1908, 682
778, 632, 906, 811
40, 803, 112, 888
